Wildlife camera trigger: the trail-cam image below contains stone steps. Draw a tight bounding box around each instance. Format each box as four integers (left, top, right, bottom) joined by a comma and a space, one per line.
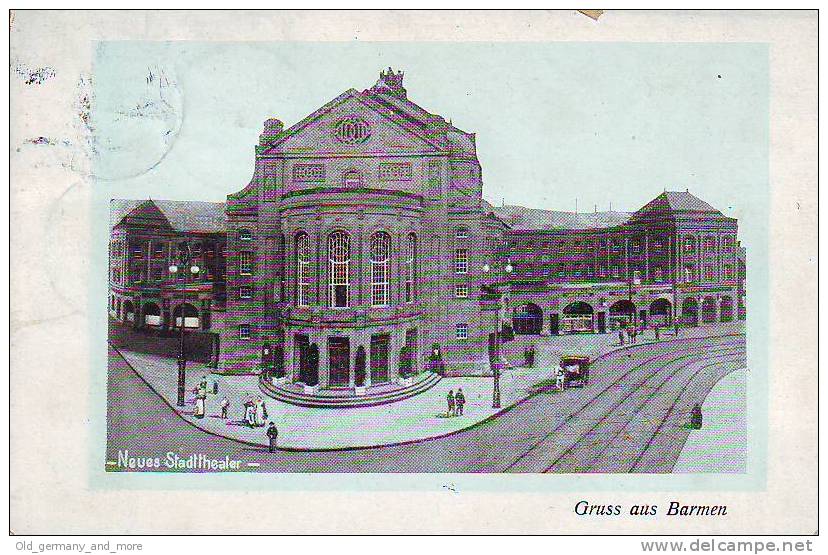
259, 372, 442, 408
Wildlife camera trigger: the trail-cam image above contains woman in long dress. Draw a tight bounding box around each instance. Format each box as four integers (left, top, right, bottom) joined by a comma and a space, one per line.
194, 386, 206, 419
244, 400, 255, 427
254, 398, 268, 427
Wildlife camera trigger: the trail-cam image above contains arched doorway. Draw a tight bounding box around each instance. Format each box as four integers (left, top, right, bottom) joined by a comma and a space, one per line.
142, 302, 162, 327
123, 300, 135, 323
172, 303, 200, 329
682, 298, 699, 326
720, 296, 734, 322
561, 301, 594, 333
702, 297, 717, 324
649, 298, 673, 326
512, 303, 543, 335
609, 300, 636, 330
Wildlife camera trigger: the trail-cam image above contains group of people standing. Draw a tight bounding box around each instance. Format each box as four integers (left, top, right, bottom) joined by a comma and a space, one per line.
446, 388, 466, 417
617, 324, 668, 345
242, 397, 269, 427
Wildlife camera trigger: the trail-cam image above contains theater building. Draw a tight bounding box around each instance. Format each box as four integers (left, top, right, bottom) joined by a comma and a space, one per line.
494, 191, 744, 336
108, 69, 745, 403
108, 199, 227, 333
218, 68, 504, 391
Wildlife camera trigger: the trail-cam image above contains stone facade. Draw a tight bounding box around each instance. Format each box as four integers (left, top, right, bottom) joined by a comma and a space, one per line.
108, 199, 227, 339
493, 191, 744, 336
218, 68, 503, 381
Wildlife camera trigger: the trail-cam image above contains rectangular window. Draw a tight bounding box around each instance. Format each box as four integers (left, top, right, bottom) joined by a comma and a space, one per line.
153, 243, 165, 258
239, 251, 253, 275
239, 286, 252, 299
292, 164, 326, 182
705, 265, 716, 280
371, 261, 389, 307
455, 283, 469, 298
152, 267, 163, 281
379, 162, 412, 181
454, 248, 468, 274
653, 267, 663, 282
724, 265, 734, 279
239, 325, 251, 340
239, 229, 253, 241
455, 323, 468, 340
612, 266, 620, 278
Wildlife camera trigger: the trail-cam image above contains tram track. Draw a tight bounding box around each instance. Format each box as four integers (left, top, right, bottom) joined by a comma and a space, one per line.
548, 350, 744, 473
502, 336, 745, 473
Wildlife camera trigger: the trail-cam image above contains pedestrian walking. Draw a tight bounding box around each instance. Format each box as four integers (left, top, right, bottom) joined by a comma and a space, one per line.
220, 397, 229, 419
654, 326, 660, 340
254, 397, 268, 427
244, 400, 256, 427
213, 380, 219, 395
690, 403, 703, 430
266, 422, 279, 452
455, 388, 466, 416
618, 329, 625, 345
446, 390, 456, 417
194, 385, 206, 419
555, 365, 566, 391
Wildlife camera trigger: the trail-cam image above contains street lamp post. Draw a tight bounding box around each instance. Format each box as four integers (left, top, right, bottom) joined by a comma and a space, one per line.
168, 259, 200, 407
482, 259, 513, 409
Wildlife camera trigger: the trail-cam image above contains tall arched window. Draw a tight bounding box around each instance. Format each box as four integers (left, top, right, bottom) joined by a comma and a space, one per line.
370, 232, 391, 307
296, 232, 310, 307
328, 231, 350, 308
404, 233, 416, 303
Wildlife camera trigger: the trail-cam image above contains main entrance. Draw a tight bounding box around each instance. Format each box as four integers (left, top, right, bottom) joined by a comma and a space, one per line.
370, 334, 390, 384
328, 337, 350, 387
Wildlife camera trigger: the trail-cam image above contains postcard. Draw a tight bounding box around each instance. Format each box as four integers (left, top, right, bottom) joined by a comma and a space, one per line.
9, 9, 817, 535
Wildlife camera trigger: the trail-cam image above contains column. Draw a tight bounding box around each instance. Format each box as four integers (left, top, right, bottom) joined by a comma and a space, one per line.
319, 337, 329, 388
364, 342, 372, 387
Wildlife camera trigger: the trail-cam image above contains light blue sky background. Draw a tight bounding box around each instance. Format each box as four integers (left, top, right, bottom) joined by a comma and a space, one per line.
94, 41, 767, 252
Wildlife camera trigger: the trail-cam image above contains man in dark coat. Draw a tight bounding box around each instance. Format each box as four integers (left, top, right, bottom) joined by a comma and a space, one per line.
266, 422, 279, 453
455, 388, 466, 416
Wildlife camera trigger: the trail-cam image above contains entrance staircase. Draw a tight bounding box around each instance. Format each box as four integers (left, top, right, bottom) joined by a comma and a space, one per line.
259, 371, 442, 409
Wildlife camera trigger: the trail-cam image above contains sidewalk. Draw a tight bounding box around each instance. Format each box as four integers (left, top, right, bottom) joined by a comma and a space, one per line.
672, 367, 748, 473
113, 321, 745, 450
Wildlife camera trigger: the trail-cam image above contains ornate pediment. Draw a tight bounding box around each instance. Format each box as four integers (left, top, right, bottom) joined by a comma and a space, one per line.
259, 90, 448, 157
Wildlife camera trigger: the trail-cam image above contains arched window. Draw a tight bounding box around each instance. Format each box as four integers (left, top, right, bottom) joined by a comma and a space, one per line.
296, 232, 310, 307
370, 232, 391, 307
328, 231, 350, 308
404, 233, 416, 303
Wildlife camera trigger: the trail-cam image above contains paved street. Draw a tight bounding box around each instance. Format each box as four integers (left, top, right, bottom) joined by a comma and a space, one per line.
107, 331, 746, 472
